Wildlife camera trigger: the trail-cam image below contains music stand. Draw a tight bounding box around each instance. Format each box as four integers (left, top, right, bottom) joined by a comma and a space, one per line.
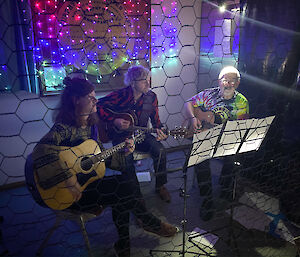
187, 115, 275, 256
150, 115, 275, 257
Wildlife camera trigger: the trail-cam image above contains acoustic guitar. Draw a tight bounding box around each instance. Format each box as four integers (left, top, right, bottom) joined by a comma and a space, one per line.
103, 108, 188, 139
182, 107, 217, 138
34, 132, 145, 210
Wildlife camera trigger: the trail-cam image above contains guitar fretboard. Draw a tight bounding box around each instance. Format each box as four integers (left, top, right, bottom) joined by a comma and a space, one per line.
98, 142, 126, 161
89, 142, 126, 164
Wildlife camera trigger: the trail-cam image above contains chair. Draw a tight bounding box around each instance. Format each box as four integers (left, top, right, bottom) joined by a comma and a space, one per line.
37, 208, 103, 257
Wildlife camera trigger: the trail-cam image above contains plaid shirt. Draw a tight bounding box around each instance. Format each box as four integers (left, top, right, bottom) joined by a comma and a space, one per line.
97, 86, 162, 128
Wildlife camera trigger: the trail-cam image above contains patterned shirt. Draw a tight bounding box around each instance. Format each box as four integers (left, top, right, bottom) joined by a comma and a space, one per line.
97, 86, 162, 128
189, 87, 249, 122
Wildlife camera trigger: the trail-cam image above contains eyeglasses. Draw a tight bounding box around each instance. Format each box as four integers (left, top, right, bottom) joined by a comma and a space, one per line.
220, 78, 239, 85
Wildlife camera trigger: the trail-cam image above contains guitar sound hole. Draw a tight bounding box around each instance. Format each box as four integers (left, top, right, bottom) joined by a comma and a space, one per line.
81, 157, 93, 171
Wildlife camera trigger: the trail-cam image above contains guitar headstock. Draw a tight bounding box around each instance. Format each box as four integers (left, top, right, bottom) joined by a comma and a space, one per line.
169, 127, 189, 139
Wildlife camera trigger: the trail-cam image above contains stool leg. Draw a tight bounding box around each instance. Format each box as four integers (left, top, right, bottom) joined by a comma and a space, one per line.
78, 216, 93, 257
192, 167, 198, 188
37, 216, 62, 256
294, 236, 300, 257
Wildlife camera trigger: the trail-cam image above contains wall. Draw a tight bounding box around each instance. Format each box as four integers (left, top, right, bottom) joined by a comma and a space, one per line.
198, 1, 240, 92
151, 0, 202, 147
0, 1, 203, 186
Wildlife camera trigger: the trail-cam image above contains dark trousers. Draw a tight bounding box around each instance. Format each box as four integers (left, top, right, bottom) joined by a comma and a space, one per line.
195, 157, 235, 203
135, 134, 167, 189
69, 174, 161, 250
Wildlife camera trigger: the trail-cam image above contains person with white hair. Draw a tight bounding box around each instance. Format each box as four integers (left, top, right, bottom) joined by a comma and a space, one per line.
183, 66, 249, 221
97, 65, 171, 203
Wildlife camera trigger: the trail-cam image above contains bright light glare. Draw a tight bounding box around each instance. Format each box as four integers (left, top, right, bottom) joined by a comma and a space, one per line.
219, 5, 226, 12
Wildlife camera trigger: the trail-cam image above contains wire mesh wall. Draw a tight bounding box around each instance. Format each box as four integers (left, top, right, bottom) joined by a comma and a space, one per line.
0, 0, 300, 257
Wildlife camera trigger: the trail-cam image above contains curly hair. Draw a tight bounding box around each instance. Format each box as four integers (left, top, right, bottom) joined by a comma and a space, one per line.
124, 65, 150, 86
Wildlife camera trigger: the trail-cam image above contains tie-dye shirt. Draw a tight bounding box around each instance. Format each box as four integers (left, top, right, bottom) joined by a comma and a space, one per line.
188, 87, 249, 122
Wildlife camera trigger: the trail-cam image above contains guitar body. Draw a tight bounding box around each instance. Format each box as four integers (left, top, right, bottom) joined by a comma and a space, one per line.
194, 107, 215, 125
103, 108, 138, 140
34, 139, 105, 210
183, 107, 215, 138
111, 110, 137, 126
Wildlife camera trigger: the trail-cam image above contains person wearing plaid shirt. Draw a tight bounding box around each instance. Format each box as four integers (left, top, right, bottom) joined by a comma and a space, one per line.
97, 65, 171, 203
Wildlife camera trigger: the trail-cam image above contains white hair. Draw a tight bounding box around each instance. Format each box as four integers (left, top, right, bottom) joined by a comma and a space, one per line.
124, 65, 150, 86
218, 66, 240, 80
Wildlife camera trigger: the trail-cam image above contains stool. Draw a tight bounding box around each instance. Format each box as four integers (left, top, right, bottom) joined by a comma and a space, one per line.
294, 235, 300, 257
37, 209, 102, 257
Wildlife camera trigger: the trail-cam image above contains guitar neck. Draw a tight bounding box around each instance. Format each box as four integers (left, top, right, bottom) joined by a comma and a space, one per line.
130, 126, 158, 134
89, 131, 145, 164
91, 141, 127, 164
130, 126, 188, 139
131, 126, 173, 135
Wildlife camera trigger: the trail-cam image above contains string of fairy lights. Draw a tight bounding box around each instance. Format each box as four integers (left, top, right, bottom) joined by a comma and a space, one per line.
8, 0, 179, 94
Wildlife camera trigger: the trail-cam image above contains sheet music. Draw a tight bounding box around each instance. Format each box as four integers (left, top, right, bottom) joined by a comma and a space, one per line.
239, 116, 275, 153
187, 116, 275, 167
214, 119, 251, 157
187, 124, 223, 167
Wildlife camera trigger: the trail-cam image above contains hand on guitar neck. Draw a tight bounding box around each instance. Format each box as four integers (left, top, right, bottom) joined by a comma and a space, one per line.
155, 128, 168, 141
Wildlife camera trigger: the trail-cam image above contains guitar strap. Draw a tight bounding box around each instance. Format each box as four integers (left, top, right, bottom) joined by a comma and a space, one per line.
91, 124, 99, 141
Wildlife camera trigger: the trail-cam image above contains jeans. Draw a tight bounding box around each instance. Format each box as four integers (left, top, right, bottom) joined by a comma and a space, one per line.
195, 157, 235, 202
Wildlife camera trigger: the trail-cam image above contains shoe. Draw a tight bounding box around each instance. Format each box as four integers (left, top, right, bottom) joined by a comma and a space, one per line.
144, 221, 178, 237
114, 241, 130, 257
156, 186, 171, 202
200, 199, 215, 221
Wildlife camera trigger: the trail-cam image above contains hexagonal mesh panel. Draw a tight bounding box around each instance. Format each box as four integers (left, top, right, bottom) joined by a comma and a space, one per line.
1, 0, 300, 257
